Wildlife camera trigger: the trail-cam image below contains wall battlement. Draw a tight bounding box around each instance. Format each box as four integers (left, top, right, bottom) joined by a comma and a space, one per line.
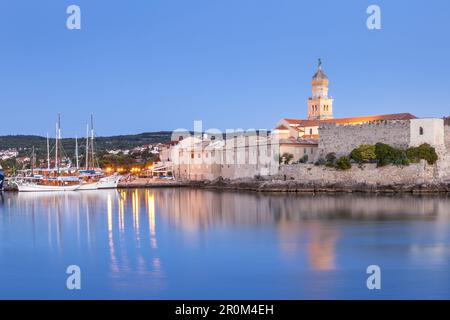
319, 120, 410, 130
318, 120, 411, 158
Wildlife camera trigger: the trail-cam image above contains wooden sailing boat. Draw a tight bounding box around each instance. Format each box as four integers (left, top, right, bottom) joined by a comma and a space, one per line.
77, 115, 121, 190
14, 114, 81, 192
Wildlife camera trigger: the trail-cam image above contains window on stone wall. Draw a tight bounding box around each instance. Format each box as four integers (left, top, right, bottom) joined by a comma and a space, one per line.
309, 128, 313, 135
420, 127, 424, 135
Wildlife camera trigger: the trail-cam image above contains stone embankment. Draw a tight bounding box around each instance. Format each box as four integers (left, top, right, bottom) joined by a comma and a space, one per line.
187, 177, 450, 193
185, 161, 450, 193
118, 177, 188, 189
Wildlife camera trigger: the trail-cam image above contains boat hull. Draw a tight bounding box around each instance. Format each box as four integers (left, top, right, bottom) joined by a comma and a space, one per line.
15, 183, 81, 192
78, 175, 121, 191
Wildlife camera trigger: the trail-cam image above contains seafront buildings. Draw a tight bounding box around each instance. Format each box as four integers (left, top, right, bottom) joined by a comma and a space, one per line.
168, 61, 450, 181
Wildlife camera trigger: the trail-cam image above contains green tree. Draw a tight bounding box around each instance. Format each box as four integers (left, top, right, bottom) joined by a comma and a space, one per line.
335, 156, 351, 170
375, 143, 398, 166
406, 143, 438, 165
280, 153, 294, 165
350, 144, 376, 163
325, 152, 337, 167
299, 154, 309, 163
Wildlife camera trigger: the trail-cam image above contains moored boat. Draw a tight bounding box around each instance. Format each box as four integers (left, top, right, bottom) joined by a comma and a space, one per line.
74, 115, 121, 191
0, 165, 4, 190
14, 176, 81, 192
14, 114, 81, 192
77, 170, 121, 190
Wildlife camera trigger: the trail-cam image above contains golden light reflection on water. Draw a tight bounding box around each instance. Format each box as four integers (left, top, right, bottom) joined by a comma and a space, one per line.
146, 190, 157, 249
107, 193, 119, 273
118, 191, 125, 233
307, 224, 338, 271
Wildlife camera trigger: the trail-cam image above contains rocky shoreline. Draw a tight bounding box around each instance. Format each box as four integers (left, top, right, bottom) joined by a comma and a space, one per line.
3, 177, 450, 193
184, 177, 450, 194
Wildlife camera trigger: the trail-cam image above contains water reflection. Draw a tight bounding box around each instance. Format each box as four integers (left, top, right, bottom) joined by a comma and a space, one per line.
1, 189, 450, 298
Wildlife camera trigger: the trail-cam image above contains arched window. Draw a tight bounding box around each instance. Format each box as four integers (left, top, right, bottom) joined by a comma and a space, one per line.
419, 127, 424, 135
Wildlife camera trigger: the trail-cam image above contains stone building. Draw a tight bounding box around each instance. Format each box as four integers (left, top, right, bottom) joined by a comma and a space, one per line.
444, 117, 450, 151
170, 60, 450, 181
317, 118, 446, 159
276, 60, 417, 161
171, 135, 280, 181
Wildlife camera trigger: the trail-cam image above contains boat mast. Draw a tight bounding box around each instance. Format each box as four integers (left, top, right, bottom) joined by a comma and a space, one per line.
90, 114, 95, 169
31, 146, 35, 176
47, 133, 50, 170
85, 123, 89, 170
55, 116, 59, 173
75, 136, 79, 170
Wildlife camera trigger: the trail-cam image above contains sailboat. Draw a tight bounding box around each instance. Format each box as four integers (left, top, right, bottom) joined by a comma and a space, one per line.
76, 115, 121, 190
14, 115, 82, 192
0, 165, 4, 191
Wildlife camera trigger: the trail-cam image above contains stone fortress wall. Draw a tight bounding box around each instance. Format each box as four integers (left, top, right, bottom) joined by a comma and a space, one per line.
317, 120, 411, 159
279, 162, 439, 186
445, 124, 450, 151
317, 118, 446, 159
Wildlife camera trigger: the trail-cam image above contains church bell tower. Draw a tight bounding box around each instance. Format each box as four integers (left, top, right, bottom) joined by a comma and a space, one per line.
307, 59, 334, 120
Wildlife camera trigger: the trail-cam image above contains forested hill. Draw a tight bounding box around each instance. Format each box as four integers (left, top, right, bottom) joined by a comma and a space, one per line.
0, 131, 173, 157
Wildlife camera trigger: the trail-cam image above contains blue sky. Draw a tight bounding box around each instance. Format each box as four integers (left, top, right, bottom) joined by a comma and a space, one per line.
0, 0, 449, 137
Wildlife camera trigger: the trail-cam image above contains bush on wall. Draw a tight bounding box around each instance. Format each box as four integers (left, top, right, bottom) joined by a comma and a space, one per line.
325, 152, 337, 167
335, 156, 351, 170
374, 143, 409, 167
350, 144, 376, 164
406, 143, 438, 165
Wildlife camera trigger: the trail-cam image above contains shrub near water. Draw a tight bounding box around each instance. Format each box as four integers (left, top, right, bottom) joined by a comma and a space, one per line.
406, 143, 438, 165
325, 152, 337, 167
374, 143, 409, 166
350, 144, 376, 163
335, 156, 351, 170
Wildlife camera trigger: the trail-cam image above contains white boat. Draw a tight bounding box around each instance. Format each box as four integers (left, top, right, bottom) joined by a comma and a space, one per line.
75, 116, 121, 191
14, 115, 82, 193
14, 176, 81, 192
78, 174, 121, 190
0, 165, 4, 190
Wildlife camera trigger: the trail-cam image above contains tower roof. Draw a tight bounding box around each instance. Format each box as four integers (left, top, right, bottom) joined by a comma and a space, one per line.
312, 58, 328, 80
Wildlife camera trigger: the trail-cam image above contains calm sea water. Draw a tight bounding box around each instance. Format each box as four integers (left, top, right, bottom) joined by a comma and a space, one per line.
0, 189, 450, 299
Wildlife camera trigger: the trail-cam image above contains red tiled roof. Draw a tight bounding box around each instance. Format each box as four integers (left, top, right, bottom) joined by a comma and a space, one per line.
283, 113, 416, 127
283, 119, 320, 126
274, 124, 290, 130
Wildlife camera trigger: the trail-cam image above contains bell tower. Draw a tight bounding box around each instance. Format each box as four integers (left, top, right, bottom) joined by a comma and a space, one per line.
307, 59, 334, 120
